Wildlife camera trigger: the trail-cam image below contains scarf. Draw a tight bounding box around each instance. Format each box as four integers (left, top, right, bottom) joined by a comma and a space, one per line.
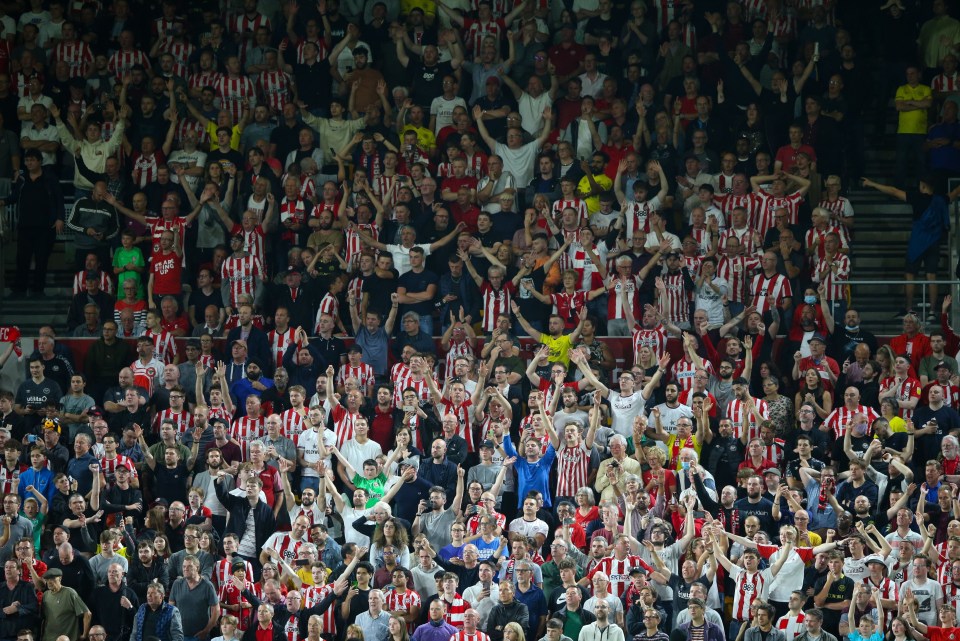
134, 603, 175, 641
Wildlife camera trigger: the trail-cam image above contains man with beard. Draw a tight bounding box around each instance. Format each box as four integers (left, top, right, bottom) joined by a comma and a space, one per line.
191, 445, 229, 533
651, 381, 696, 438
734, 475, 777, 538
230, 360, 274, 409
726, 377, 769, 444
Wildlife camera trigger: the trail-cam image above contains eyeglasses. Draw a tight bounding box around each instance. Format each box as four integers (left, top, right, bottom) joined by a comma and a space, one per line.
643, 616, 658, 620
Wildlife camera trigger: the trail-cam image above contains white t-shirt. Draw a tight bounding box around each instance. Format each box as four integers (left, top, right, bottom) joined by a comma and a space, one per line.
296, 428, 336, 478
608, 390, 646, 438
495, 141, 539, 186
429, 96, 467, 132
340, 438, 383, 475
518, 91, 551, 135
385, 243, 432, 276
901, 578, 943, 626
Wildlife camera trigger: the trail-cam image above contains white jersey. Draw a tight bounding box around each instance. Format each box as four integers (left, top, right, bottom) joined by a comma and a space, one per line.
607, 391, 646, 438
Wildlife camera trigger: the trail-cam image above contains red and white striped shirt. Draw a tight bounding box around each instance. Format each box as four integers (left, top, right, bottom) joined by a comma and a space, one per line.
107, 49, 150, 80
303, 583, 337, 634
761, 439, 786, 467
213, 557, 255, 590
622, 198, 660, 240
607, 276, 639, 321
393, 375, 431, 409
716, 193, 759, 227
157, 39, 194, 78
652, 0, 679, 30
145, 328, 178, 365
229, 224, 267, 265
479, 281, 515, 332
672, 358, 711, 393
729, 566, 771, 621
587, 555, 647, 598
726, 397, 769, 442
714, 173, 736, 194
215, 75, 257, 123
294, 38, 327, 64
188, 70, 223, 95
660, 270, 691, 325
99, 454, 137, 482
51, 40, 93, 78
717, 255, 761, 303
384, 589, 421, 634
879, 377, 922, 421
258, 70, 292, 114
632, 324, 668, 359
754, 191, 804, 235
153, 408, 192, 436
230, 416, 265, 460
932, 72, 960, 93
556, 442, 590, 499
221, 254, 263, 308
176, 118, 208, 146
263, 532, 303, 564
391, 362, 411, 382
331, 405, 361, 448
552, 197, 588, 227
279, 408, 307, 439
864, 576, 898, 628
344, 223, 378, 266
823, 405, 880, 440
462, 17, 507, 55
719, 227, 761, 257
268, 328, 297, 370
440, 399, 475, 452
0, 465, 20, 496
315, 294, 340, 334
443, 340, 474, 381
73, 269, 114, 295
804, 225, 848, 264
812, 253, 850, 302
337, 363, 375, 392
132, 151, 164, 188
234, 12, 271, 35
450, 630, 490, 641
750, 272, 792, 314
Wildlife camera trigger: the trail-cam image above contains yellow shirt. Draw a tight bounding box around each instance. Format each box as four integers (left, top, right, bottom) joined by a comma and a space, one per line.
402, 125, 436, 152
401, 0, 437, 20
540, 333, 574, 367
205, 122, 242, 151
578, 173, 614, 214
895, 84, 932, 134
666, 434, 701, 470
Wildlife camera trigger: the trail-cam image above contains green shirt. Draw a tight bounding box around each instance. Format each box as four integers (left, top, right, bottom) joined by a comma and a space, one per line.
112, 246, 146, 294
562, 608, 583, 641
354, 472, 388, 507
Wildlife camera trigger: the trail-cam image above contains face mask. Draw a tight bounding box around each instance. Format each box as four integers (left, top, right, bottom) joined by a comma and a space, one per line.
804, 295, 817, 305
845, 325, 860, 332
854, 422, 868, 435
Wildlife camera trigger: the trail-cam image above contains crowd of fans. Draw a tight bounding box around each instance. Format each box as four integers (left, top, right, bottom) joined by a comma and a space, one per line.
2, 2, 960, 641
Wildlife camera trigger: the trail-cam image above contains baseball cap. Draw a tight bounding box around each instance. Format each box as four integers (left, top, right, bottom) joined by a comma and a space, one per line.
808, 334, 827, 344
481, 440, 496, 450
763, 467, 781, 477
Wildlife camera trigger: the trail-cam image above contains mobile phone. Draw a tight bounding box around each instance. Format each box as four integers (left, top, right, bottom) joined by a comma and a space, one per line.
482, 580, 492, 591
403, 405, 415, 413
295, 558, 311, 566
26, 435, 36, 443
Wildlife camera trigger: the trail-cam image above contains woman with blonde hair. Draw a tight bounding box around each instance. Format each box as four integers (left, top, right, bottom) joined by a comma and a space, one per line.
504, 622, 526, 641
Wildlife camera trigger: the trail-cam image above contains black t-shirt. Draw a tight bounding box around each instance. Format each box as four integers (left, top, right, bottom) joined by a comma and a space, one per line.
812, 574, 854, 634
907, 190, 933, 221
516, 265, 549, 324
409, 60, 454, 108
152, 462, 190, 506
207, 148, 244, 172
362, 273, 398, 314
188, 288, 224, 326
397, 268, 439, 315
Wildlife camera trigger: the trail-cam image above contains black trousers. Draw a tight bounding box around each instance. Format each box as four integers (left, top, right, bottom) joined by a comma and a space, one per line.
15, 226, 55, 293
